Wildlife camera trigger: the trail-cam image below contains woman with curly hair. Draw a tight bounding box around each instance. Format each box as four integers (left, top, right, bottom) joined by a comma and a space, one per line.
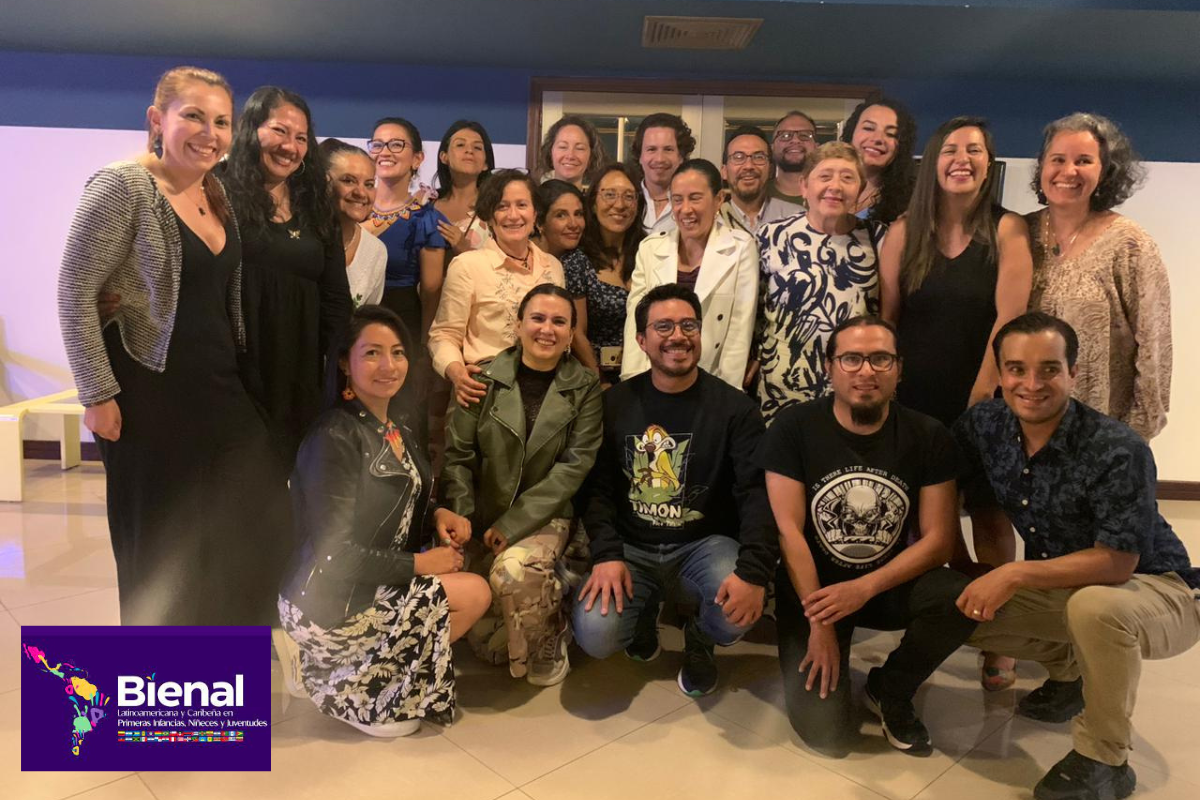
1026, 112, 1170, 440
840, 95, 918, 227
222, 86, 353, 471
536, 115, 608, 189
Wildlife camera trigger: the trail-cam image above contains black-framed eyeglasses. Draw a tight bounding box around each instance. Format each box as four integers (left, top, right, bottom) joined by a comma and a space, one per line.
727, 152, 770, 166
648, 318, 702, 336
833, 352, 898, 372
366, 139, 410, 155
774, 130, 816, 143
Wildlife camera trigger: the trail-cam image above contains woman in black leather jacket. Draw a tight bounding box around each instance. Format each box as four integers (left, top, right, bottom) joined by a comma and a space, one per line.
277, 305, 490, 738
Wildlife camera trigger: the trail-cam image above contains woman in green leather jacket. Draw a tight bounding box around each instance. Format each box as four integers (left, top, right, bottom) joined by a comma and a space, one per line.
441, 283, 603, 687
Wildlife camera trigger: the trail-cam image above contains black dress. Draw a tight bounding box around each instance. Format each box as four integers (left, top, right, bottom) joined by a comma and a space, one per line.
895, 219, 1001, 428
239, 219, 352, 471
98, 213, 290, 626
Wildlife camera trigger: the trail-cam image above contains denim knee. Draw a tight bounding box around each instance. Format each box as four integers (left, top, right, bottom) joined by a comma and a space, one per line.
572, 599, 627, 659
696, 604, 749, 647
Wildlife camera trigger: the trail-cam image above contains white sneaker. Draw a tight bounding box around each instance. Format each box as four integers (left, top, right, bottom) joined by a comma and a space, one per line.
342, 717, 421, 738
271, 628, 307, 699
527, 623, 571, 687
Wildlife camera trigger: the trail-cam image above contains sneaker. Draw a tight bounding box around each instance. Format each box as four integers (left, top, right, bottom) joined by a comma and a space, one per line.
676, 619, 718, 697
864, 668, 932, 756
342, 717, 421, 738
624, 607, 662, 662
527, 621, 571, 687
1018, 678, 1084, 723
1034, 750, 1136, 800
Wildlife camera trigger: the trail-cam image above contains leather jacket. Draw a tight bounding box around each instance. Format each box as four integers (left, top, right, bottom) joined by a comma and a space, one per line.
440, 345, 603, 545
280, 401, 434, 629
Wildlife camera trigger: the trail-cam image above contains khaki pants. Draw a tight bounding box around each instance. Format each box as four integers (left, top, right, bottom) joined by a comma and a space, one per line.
969, 572, 1200, 766
467, 518, 571, 678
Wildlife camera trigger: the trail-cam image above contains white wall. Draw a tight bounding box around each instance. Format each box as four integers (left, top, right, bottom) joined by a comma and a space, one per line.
1, 127, 1196, 480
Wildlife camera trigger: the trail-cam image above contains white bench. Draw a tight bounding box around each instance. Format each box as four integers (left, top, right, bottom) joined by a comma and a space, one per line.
0, 389, 86, 502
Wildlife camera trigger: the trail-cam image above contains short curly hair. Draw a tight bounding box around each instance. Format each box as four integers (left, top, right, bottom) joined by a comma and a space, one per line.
631, 113, 696, 163
537, 115, 608, 183
475, 169, 541, 224
1032, 112, 1146, 211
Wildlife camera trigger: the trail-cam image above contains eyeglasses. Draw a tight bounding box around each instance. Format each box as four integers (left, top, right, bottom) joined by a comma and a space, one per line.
366, 139, 410, 155
648, 318, 702, 336
598, 189, 637, 205
833, 352, 898, 372
774, 130, 816, 143
727, 152, 770, 166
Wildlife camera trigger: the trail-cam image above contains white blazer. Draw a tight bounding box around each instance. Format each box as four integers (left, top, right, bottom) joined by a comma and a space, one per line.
621, 218, 759, 388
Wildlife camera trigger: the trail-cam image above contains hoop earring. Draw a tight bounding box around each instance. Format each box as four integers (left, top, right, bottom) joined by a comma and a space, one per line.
296, 160, 307, 176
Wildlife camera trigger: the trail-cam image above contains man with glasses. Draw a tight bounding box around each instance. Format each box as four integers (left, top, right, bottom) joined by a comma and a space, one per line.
574, 284, 778, 697
719, 126, 803, 235
767, 111, 819, 204
757, 314, 974, 757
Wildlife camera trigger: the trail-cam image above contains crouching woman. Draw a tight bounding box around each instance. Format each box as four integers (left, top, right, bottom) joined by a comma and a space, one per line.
277, 305, 490, 737
441, 284, 604, 686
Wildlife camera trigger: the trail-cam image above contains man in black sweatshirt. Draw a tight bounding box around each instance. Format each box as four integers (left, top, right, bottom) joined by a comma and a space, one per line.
573, 284, 778, 697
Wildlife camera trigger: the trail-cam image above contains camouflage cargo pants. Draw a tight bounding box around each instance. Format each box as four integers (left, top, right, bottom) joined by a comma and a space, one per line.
467, 518, 572, 678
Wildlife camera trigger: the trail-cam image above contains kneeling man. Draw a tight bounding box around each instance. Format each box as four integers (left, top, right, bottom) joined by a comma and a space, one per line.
758, 315, 975, 756
956, 312, 1200, 800
573, 284, 778, 697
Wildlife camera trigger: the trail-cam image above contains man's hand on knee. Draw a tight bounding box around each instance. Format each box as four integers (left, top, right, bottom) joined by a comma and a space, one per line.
578, 560, 634, 616
715, 572, 764, 628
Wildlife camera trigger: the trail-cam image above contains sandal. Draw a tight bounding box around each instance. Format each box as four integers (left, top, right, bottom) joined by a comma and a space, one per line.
981, 652, 1017, 692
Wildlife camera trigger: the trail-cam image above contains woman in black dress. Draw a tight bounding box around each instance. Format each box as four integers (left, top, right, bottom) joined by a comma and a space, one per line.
58, 66, 289, 625
878, 117, 1032, 690
223, 87, 353, 471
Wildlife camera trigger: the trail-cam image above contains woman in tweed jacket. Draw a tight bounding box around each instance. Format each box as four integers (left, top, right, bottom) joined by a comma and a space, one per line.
57, 66, 290, 626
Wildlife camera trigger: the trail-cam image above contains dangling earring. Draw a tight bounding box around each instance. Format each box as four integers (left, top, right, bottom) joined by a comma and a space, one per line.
342, 384, 356, 401
153, 135, 163, 159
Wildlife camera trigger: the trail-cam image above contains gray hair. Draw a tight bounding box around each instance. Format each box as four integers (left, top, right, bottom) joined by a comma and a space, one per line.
1032, 112, 1146, 211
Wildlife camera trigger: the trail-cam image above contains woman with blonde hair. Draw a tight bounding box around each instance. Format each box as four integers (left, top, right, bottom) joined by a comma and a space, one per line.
58, 66, 288, 625
537, 115, 608, 189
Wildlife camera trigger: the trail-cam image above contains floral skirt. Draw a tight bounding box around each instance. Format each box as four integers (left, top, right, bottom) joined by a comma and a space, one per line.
277, 576, 455, 727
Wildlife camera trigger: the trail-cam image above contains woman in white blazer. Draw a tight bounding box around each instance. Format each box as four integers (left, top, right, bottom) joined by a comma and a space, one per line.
621, 159, 758, 388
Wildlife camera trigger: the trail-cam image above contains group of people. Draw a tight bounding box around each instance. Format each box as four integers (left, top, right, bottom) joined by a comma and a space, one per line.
56, 65, 1196, 800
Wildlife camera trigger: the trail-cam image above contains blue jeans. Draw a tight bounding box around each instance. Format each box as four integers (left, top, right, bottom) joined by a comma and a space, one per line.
573, 535, 749, 658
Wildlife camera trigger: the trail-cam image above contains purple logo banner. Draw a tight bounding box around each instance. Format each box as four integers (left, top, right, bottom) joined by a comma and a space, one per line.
21, 626, 271, 771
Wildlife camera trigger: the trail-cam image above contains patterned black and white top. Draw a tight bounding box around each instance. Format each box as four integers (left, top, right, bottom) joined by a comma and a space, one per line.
58, 161, 245, 406
955, 398, 1200, 590
755, 212, 881, 424
562, 249, 628, 375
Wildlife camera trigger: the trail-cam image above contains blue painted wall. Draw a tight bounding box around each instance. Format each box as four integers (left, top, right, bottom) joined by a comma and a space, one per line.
2, 50, 1197, 161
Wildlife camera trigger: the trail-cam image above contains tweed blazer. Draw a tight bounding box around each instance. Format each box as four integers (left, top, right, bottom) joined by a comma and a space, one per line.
58, 161, 246, 406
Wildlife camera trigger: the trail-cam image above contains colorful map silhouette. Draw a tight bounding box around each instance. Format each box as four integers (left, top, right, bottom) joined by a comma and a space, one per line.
22, 642, 110, 756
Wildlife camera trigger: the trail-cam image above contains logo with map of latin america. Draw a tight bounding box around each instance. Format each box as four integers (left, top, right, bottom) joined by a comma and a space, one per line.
21, 642, 111, 757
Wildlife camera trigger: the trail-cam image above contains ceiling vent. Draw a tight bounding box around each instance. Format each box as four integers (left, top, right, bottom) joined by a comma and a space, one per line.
642, 16, 763, 51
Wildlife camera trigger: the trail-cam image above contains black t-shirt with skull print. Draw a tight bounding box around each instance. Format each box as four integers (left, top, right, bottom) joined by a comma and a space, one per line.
756, 395, 958, 587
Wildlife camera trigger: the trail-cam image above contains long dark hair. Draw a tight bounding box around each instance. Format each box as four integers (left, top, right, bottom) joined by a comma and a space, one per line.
434, 120, 496, 200
324, 304, 417, 415
900, 117, 1000, 296
841, 94, 917, 225
223, 86, 337, 245
580, 163, 646, 283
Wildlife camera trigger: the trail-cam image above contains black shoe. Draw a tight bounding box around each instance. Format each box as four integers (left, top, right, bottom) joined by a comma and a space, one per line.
1034, 750, 1136, 800
1019, 678, 1085, 723
676, 619, 718, 697
624, 606, 662, 662
864, 668, 932, 756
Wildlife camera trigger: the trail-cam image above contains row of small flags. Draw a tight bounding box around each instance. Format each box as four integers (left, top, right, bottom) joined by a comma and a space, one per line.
118, 730, 243, 743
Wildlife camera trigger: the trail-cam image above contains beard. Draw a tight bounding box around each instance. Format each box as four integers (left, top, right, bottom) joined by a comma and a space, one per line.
777, 160, 806, 174
849, 399, 887, 426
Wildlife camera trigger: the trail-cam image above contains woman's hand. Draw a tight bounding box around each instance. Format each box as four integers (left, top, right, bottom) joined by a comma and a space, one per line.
446, 362, 487, 407
414, 545, 464, 576
84, 399, 122, 441
483, 528, 509, 555
437, 220, 466, 254
434, 507, 472, 548
96, 291, 121, 321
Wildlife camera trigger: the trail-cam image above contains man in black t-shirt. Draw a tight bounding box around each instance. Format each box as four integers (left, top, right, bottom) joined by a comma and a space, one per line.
574, 284, 778, 698
756, 315, 975, 757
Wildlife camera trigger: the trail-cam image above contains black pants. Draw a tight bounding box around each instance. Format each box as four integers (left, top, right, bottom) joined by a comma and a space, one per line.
776, 567, 975, 750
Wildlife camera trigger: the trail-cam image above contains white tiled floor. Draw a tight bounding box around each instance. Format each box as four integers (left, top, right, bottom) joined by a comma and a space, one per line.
4, 460, 1199, 799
